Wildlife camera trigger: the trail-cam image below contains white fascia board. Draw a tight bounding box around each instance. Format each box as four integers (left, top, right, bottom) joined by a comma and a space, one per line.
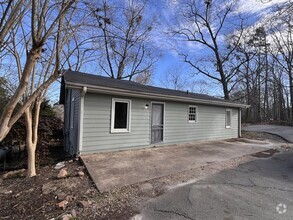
65, 83, 250, 109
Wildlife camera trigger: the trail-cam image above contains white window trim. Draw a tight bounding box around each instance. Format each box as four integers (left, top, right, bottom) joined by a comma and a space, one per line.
188, 105, 198, 123
111, 98, 131, 133
226, 109, 232, 129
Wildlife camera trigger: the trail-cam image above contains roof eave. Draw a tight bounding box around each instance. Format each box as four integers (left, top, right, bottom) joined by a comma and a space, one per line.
65, 82, 250, 108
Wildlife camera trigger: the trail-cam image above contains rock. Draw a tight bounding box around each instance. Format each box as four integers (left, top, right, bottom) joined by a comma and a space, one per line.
77, 200, 90, 209
27, 188, 34, 193
57, 200, 68, 210
61, 214, 72, 220
138, 183, 153, 193
57, 168, 68, 179
75, 166, 84, 171
57, 192, 67, 201
77, 171, 85, 177
54, 161, 65, 170
66, 195, 75, 201
1, 189, 13, 194
42, 182, 57, 195
2, 169, 26, 179
60, 178, 78, 189
71, 209, 77, 218
14, 192, 21, 198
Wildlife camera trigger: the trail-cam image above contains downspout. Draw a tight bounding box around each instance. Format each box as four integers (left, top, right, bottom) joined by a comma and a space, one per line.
78, 86, 87, 155
238, 107, 242, 138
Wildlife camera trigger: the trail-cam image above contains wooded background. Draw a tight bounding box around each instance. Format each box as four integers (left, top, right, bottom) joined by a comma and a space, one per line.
0, 0, 292, 176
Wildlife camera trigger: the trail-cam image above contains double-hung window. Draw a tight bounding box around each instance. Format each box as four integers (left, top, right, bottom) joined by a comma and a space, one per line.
226, 109, 232, 128
188, 106, 198, 123
111, 98, 131, 133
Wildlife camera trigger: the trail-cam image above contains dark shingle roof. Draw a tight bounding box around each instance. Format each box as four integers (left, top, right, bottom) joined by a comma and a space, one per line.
63, 71, 244, 106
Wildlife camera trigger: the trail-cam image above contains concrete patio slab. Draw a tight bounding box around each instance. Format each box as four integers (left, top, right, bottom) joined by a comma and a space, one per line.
81, 139, 278, 192
243, 125, 293, 143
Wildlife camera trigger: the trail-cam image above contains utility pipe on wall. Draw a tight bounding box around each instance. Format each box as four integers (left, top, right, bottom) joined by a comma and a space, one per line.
78, 86, 87, 154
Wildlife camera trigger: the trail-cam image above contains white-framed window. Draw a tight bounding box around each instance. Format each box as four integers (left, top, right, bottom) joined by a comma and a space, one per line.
226, 109, 232, 128
188, 105, 198, 123
111, 98, 131, 133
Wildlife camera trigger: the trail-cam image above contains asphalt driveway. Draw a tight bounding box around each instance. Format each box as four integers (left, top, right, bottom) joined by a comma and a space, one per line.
136, 148, 293, 220
81, 139, 279, 192
243, 125, 293, 143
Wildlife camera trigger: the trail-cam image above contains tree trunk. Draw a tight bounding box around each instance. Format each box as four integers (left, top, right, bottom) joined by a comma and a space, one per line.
222, 81, 230, 100
0, 125, 10, 142
289, 71, 293, 120
257, 56, 261, 122
25, 109, 36, 177
245, 75, 251, 122
27, 142, 37, 177
24, 99, 42, 177
0, 48, 42, 142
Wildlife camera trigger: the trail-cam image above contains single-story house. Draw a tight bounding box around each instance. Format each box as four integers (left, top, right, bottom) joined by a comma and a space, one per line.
59, 71, 249, 156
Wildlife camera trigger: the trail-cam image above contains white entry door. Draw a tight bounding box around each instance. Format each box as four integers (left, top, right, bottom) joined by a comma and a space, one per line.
151, 103, 164, 144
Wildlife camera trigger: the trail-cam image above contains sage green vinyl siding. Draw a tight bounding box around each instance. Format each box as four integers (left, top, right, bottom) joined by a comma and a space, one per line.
164, 102, 238, 143
82, 93, 150, 153
81, 93, 239, 154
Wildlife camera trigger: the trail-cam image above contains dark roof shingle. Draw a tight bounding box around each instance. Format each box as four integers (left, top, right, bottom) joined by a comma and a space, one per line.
63, 71, 242, 106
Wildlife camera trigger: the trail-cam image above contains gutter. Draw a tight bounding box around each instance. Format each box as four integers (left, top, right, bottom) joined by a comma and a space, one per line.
78, 86, 87, 154
66, 82, 250, 109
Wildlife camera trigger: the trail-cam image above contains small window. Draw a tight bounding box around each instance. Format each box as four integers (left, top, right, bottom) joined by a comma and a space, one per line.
111, 99, 131, 133
226, 109, 232, 128
188, 106, 197, 123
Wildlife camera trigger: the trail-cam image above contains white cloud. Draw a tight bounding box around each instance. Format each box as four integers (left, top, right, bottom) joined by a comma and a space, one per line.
236, 0, 289, 15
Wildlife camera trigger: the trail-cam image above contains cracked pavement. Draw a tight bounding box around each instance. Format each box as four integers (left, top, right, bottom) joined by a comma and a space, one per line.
135, 149, 293, 220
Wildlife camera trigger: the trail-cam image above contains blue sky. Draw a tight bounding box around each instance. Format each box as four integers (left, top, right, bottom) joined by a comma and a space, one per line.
44, 0, 291, 103
147, 0, 290, 95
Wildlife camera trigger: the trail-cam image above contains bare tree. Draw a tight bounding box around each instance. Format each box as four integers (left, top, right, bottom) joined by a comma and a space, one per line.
269, 5, 293, 120
0, 0, 77, 176
86, 0, 158, 80
133, 70, 152, 85
160, 65, 188, 90
0, 0, 27, 49
0, 0, 75, 143
173, 0, 245, 100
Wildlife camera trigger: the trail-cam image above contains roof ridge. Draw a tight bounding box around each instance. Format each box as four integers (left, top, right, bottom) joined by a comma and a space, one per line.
64, 70, 221, 100
62, 70, 249, 108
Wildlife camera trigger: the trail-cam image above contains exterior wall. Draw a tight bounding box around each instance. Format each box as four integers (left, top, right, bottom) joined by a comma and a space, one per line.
64, 88, 80, 155
81, 93, 239, 154
82, 93, 150, 153
164, 103, 238, 143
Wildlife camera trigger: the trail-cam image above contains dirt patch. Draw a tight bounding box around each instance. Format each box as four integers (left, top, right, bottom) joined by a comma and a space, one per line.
252, 149, 280, 158
0, 153, 256, 220
0, 160, 138, 220
0, 116, 65, 171
241, 130, 287, 143
1, 144, 291, 219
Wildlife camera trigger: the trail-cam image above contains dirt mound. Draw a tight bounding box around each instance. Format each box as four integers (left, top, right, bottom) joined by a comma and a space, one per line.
0, 116, 64, 170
